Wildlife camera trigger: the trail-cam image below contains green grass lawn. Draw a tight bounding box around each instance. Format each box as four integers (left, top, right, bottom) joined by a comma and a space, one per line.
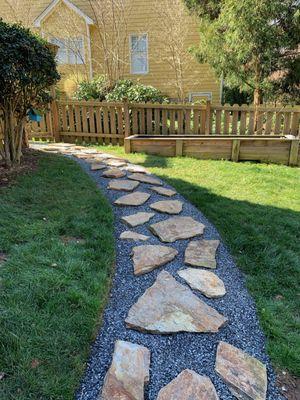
0, 152, 115, 400
95, 145, 300, 376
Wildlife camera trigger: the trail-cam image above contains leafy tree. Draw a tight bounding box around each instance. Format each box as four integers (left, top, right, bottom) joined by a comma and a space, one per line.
0, 20, 59, 167
184, 0, 300, 105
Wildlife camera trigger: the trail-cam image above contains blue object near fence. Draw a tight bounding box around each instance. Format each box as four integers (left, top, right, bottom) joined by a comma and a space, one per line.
28, 109, 42, 122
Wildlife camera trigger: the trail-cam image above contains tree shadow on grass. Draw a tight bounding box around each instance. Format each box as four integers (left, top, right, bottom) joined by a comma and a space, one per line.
136, 153, 300, 373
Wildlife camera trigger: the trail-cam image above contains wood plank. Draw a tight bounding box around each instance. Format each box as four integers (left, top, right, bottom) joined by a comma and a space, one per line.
147, 108, 153, 134
169, 110, 175, 134
274, 112, 283, 134
290, 112, 300, 137
102, 106, 110, 145
265, 111, 273, 135
110, 106, 117, 145
224, 109, 231, 134
177, 109, 183, 134
193, 110, 200, 134
231, 139, 240, 161
154, 109, 161, 134
200, 110, 206, 134
61, 104, 68, 132
117, 106, 124, 143
185, 109, 191, 134
283, 112, 292, 135
162, 109, 168, 135
248, 111, 255, 135
215, 110, 222, 134
288, 139, 299, 166
95, 106, 103, 145
139, 108, 145, 134
231, 105, 239, 135
176, 139, 183, 156
239, 109, 247, 135
132, 109, 139, 135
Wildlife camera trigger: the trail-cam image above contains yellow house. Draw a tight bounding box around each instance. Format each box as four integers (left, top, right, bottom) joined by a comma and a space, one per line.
0, 0, 222, 102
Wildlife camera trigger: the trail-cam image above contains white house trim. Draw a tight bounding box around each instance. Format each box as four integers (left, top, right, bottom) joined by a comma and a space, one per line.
34, 0, 94, 27
86, 22, 93, 79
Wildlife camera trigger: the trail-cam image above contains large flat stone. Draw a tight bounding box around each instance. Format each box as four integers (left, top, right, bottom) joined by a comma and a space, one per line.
105, 159, 128, 167
122, 164, 148, 174
120, 231, 150, 241
185, 240, 220, 269
215, 341, 267, 400
121, 212, 156, 227
150, 200, 183, 215
102, 168, 126, 178
150, 186, 176, 197
108, 179, 140, 191
178, 269, 226, 298
125, 271, 227, 333
149, 217, 205, 243
115, 192, 150, 206
101, 340, 150, 400
132, 245, 178, 276
157, 369, 219, 400
90, 163, 106, 171
128, 173, 163, 186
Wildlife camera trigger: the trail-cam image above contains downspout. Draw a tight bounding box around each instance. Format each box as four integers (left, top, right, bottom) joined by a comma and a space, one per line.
86, 22, 93, 80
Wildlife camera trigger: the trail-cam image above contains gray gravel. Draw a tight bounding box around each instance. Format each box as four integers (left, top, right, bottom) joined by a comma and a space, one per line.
69, 155, 284, 400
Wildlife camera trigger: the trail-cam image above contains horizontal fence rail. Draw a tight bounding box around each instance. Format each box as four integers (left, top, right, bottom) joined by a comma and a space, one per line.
1, 101, 299, 144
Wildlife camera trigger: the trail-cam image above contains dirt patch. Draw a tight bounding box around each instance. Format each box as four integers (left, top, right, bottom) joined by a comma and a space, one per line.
61, 236, 86, 245
277, 370, 300, 400
0, 148, 39, 187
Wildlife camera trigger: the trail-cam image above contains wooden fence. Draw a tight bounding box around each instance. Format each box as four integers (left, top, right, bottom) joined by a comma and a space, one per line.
2, 101, 299, 144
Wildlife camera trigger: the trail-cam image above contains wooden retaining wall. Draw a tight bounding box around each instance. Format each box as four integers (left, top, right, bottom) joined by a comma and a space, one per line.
125, 135, 300, 166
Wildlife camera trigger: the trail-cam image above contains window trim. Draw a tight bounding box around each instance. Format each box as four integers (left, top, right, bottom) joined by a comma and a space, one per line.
129, 33, 149, 75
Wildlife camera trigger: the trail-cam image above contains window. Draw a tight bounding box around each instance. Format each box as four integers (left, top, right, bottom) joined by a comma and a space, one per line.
49, 37, 85, 65
130, 34, 148, 74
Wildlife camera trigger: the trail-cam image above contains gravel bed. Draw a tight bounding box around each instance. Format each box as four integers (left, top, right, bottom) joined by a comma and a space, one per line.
69, 156, 284, 400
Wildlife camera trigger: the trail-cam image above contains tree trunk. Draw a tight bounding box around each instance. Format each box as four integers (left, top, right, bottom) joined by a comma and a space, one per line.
3, 106, 26, 168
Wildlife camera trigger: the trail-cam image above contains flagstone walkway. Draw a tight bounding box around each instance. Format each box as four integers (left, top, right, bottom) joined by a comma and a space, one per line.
32, 143, 284, 400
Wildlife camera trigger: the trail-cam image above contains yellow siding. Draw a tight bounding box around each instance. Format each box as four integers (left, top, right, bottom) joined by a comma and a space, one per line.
0, 0, 221, 101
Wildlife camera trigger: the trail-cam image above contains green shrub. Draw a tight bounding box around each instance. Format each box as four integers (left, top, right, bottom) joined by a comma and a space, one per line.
74, 75, 110, 101
106, 79, 168, 103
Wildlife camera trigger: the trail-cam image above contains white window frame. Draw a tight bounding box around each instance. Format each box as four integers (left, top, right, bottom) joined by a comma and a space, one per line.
129, 33, 149, 75
189, 92, 212, 102
49, 36, 85, 65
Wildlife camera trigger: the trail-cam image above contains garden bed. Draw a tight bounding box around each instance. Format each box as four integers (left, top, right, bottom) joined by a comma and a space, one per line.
125, 135, 300, 166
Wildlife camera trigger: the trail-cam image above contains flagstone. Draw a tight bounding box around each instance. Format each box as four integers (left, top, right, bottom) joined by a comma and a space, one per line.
150, 186, 177, 197
157, 369, 219, 400
115, 192, 150, 206
121, 212, 156, 227
132, 245, 178, 275
125, 271, 227, 333
149, 216, 205, 243
120, 231, 150, 241
101, 340, 150, 400
150, 200, 183, 214
122, 164, 148, 174
215, 341, 267, 400
90, 163, 106, 171
105, 159, 128, 167
102, 168, 126, 178
108, 179, 140, 191
128, 173, 163, 186
185, 240, 220, 269
178, 268, 226, 298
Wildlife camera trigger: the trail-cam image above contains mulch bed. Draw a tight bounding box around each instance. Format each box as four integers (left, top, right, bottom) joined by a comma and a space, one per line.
277, 370, 300, 400
0, 148, 39, 187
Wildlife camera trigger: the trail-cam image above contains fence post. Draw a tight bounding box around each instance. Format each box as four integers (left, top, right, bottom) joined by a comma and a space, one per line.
124, 99, 130, 138
50, 86, 60, 142
205, 100, 211, 135
289, 139, 299, 166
